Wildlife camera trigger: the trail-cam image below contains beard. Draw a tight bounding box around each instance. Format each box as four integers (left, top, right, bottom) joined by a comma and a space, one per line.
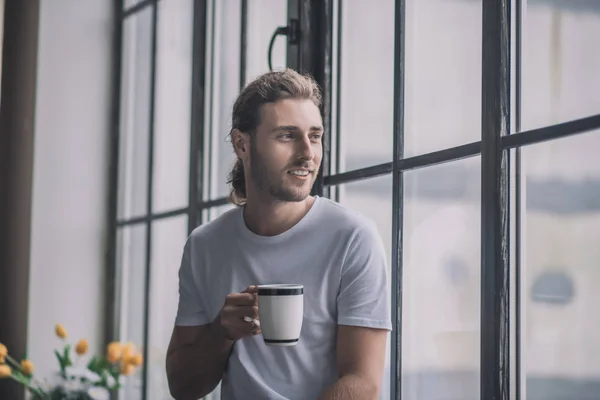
249, 146, 317, 202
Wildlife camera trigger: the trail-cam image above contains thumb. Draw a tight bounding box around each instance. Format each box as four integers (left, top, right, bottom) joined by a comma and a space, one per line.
242, 285, 258, 294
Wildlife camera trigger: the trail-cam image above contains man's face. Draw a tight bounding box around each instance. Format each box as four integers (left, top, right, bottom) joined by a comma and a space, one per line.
248, 98, 323, 202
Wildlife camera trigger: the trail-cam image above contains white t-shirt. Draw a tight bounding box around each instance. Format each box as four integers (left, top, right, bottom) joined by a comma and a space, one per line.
175, 196, 392, 400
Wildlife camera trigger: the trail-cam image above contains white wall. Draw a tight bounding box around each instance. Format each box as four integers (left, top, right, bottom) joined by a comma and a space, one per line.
27, 0, 114, 380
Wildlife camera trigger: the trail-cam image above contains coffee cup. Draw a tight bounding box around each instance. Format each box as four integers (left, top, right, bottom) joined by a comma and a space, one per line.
256, 284, 304, 346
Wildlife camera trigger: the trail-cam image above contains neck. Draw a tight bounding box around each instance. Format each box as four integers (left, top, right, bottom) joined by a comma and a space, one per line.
242, 194, 316, 237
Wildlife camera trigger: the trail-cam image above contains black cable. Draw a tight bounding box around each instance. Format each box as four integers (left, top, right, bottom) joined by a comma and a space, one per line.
268, 26, 289, 71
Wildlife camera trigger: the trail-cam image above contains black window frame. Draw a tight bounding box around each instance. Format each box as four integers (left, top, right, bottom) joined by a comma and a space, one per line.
109, 0, 600, 399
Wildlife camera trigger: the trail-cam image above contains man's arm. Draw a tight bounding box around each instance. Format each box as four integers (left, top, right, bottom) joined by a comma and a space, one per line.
318, 325, 388, 400
166, 322, 235, 400
166, 287, 260, 400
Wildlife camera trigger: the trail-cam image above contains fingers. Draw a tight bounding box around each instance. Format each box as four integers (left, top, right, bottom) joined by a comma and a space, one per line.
220, 313, 260, 339
217, 286, 261, 340
224, 305, 259, 320
226, 292, 257, 306
243, 317, 262, 336
226, 286, 258, 307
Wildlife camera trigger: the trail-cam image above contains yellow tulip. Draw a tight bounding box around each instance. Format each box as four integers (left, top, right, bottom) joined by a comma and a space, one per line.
107, 341, 121, 353
75, 339, 89, 356
106, 342, 122, 364
129, 353, 143, 367
55, 324, 67, 339
121, 342, 135, 363
120, 363, 134, 376
0, 365, 11, 378
20, 360, 34, 376
0, 343, 7, 358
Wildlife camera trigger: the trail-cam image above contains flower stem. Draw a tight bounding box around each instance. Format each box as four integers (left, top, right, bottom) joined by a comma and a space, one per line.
4, 354, 21, 370
7, 373, 48, 399
4, 354, 48, 399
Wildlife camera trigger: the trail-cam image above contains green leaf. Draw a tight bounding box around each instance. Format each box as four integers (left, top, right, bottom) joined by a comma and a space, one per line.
12, 371, 27, 385
62, 344, 70, 359
87, 356, 102, 375
54, 350, 62, 365
62, 344, 72, 368
92, 371, 109, 389
54, 350, 63, 367
108, 365, 120, 382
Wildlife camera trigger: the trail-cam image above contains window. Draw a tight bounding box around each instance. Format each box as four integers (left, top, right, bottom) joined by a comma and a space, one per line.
111, 0, 600, 399
338, 175, 393, 399
522, 131, 600, 399
402, 157, 480, 399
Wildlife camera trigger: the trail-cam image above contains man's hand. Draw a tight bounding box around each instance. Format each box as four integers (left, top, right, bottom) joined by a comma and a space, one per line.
215, 285, 262, 341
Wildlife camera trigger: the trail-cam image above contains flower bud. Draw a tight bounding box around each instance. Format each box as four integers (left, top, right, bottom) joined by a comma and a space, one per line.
75, 339, 89, 356
20, 360, 34, 376
106, 342, 122, 364
121, 342, 135, 363
130, 353, 143, 367
0, 365, 12, 378
55, 324, 68, 339
120, 363, 134, 376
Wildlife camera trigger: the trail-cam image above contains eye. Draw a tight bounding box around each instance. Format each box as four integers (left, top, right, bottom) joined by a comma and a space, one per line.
278, 133, 294, 140
311, 133, 323, 141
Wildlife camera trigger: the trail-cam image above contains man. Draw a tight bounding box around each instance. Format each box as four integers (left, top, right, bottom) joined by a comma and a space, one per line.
166, 69, 391, 400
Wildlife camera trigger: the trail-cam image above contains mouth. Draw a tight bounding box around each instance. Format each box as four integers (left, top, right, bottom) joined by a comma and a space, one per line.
287, 169, 313, 179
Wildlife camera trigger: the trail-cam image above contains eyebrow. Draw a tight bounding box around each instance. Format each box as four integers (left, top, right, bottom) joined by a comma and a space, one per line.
271, 125, 324, 133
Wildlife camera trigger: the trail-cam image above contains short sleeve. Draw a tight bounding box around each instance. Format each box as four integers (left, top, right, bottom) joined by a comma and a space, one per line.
337, 221, 392, 331
174, 238, 211, 326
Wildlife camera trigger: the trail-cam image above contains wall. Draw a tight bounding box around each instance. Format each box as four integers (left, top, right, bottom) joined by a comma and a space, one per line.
0, 1, 40, 398
26, 0, 114, 380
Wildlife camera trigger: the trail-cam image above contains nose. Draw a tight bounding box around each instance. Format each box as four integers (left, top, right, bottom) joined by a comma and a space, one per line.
297, 135, 315, 161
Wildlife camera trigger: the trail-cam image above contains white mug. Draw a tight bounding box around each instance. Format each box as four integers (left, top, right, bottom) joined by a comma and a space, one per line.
256, 284, 304, 346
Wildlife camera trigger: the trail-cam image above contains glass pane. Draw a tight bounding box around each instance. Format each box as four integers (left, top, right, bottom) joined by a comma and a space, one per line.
522, 2, 600, 131
522, 131, 600, 399
204, 0, 241, 201
147, 215, 188, 400
118, 8, 153, 219
337, 1, 395, 172
401, 156, 481, 400
337, 175, 393, 400
117, 223, 147, 400
245, 0, 287, 82
404, 0, 482, 156
152, 0, 193, 213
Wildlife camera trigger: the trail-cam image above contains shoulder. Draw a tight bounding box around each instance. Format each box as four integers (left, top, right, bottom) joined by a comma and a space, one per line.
187, 206, 241, 249
312, 197, 383, 258
316, 197, 379, 239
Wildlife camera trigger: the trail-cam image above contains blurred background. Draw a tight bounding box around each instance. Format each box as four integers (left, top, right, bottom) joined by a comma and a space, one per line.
1, 0, 599, 399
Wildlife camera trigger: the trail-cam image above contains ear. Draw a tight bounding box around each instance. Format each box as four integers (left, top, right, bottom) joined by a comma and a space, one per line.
231, 128, 251, 161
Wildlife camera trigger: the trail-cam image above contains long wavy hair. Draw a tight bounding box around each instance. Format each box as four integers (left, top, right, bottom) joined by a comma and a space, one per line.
226, 69, 322, 206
